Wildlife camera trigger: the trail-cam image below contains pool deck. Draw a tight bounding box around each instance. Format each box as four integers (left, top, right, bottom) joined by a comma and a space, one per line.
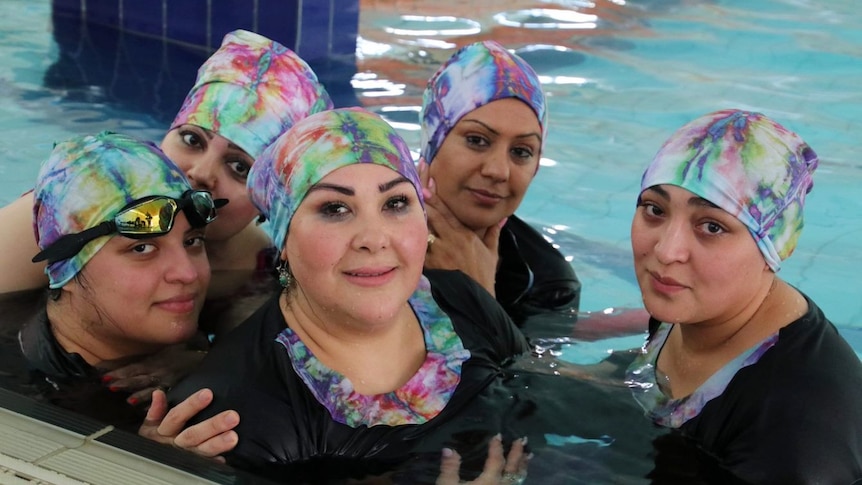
0, 389, 271, 485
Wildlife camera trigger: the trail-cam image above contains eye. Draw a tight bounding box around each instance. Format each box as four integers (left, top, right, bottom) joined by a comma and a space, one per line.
465, 134, 489, 149
699, 221, 726, 235
227, 159, 252, 179
384, 194, 410, 213
638, 201, 664, 218
320, 202, 350, 219
179, 130, 205, 149
130, 243, 157, 255
185, 235, 206, 248
510, 146, 535, 162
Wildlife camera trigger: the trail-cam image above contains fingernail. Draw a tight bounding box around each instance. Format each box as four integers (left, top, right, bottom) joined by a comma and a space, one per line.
493, 433, 502, 441
498, 217, 509, 229
441, 448, 455, 457
127, 397, 138, 405
108, 386, 119, 392
101, 375, 113, 383
429, 177, 436, 191
520, 436, 528, 446
422, 187, 432, 200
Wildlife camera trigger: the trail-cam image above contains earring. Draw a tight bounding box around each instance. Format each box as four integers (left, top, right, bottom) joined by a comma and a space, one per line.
277, 261, 292, 288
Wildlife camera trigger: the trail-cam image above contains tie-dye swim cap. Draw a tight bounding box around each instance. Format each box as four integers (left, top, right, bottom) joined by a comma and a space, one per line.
248, 107, 422, 251
639, 109, 818, 272
33, 132, 192, 288
419, 40, 547, 165
170, 29, 334, 159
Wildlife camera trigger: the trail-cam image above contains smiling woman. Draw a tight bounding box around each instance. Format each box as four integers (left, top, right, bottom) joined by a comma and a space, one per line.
166, 108, 530, 483
7, 131, 215, 431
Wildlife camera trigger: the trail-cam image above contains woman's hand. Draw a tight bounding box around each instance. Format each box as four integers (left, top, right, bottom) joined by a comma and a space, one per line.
419, 158, 505, 296
138, 388, 239, 462
436, 434, 531, 485
103, 342, 208, 406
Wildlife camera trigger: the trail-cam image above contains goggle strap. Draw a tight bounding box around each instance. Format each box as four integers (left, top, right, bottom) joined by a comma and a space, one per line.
32, 221, 116, 264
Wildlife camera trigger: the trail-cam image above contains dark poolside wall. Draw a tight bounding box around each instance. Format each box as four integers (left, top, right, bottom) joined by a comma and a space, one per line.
47, 0, 360, 125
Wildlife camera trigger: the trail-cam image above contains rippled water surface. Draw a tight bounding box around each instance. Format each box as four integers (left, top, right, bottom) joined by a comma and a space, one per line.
1, 0, 860, 331
0, 1, 860, 482
353, 0, 862, 333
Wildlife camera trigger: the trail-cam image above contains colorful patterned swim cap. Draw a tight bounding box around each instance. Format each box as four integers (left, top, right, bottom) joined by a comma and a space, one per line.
248, 107, 422, 251
33, 132, 192, 288
170, 29, 333, 159
419, 40, 547, 165
639, 109, 818, 272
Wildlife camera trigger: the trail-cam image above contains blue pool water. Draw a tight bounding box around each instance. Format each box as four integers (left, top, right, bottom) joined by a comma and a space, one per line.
3, 0, 859, 337
354, 0, 862, 336
1, 1, 860, 482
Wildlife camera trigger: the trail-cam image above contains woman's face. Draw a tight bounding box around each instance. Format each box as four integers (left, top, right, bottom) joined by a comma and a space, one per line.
66, 213, 210, 355
285, 164, 428, 327
630, 184, 772, 325
428, 97, 542, 232
161, 125, 257, 242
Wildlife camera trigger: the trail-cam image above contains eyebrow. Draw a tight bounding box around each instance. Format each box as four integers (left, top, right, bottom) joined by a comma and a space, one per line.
647, 185, 721, 209
308, 175, 411, 197
460, 119, 542, 143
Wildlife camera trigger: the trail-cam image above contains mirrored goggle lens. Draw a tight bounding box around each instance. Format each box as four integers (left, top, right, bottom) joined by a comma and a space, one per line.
114, 198, 179, 236
188, 191, 217, 224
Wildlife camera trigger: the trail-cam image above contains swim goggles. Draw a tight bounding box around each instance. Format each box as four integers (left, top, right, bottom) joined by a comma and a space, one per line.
33, 190, 227, 264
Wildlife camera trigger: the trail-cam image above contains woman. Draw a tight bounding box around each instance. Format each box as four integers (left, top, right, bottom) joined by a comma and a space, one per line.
0, 29, 332, 294
166, 108, 530, 483
0, 29, 332, 399
417, 41, 648, 337
418, 40, 580, 324
9, 131, 215, 431
626, 109, 862, 483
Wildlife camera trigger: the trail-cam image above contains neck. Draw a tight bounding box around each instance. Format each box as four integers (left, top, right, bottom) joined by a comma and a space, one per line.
47, 301, 159, 367
280, 290, 425, 394
205, 222, 270, 272
658, 278, 806, 399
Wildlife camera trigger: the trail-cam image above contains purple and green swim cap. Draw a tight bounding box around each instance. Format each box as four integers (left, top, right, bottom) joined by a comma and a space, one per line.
248, 107, 422, 251
33, 132, 192, 288
419, 40, 547, 165
170, 29, 333, 159
640, 109, 818, 272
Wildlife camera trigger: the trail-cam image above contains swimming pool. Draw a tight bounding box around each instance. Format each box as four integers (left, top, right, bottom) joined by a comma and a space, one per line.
0, 0, 860, 482
3, 0, 859, 333
355, 0, 862, 337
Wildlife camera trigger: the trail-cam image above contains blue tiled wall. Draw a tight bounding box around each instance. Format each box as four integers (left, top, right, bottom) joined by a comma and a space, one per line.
51, 0, 358, 61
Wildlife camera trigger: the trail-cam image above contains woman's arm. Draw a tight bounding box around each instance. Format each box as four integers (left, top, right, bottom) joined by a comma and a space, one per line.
0, 192, 49, 292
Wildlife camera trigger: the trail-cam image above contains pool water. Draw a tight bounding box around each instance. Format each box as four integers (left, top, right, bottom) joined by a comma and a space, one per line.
1, 0, 861, 483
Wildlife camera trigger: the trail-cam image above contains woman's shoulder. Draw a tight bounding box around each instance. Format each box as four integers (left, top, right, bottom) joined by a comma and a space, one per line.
497, 215, 581, 314
168, 293, 284, 405
423, 269, 528, 359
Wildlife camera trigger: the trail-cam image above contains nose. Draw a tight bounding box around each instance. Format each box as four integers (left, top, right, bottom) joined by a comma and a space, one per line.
653, 220, 691, 265
351, 215, 389, 253
164, 245, 205, 285
479, 146, 510, 182
184, 155, 219, 192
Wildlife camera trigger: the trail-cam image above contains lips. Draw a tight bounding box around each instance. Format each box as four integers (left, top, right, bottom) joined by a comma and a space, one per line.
648, 271, 689, 295
155, 293, 199, 313
343, 267, 397, 287
467, 187, 506, 205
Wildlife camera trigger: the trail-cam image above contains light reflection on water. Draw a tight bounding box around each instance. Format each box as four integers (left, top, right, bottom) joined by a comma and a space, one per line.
0, 1, 859, 482
354, 0, 862, 332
